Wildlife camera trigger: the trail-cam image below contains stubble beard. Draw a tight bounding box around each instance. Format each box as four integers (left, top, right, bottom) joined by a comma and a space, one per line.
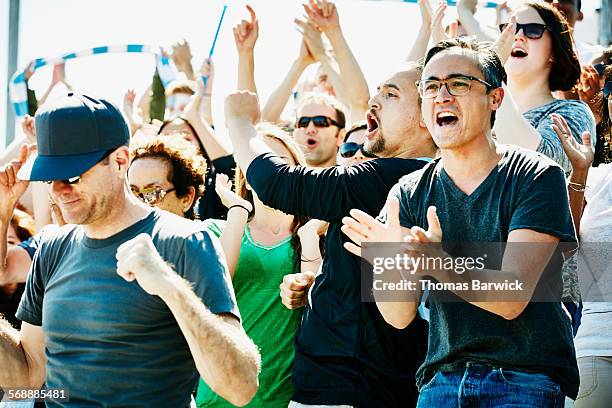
365, 132, 385, 156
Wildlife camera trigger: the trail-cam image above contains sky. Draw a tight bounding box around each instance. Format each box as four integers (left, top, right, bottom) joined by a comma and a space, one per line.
0, 0, 604, 149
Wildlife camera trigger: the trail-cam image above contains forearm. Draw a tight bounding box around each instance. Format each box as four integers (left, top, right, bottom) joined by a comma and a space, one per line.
494, 89, 541, 150
0, 219, 9, 277
567, 170, 588, 237
228, 119, 272, 172
176, 63, 195, 81
199, 95, 214, 128
237, 51, 257, 94
299, 232, 322, 274
261, 60, 307, 123
0, 319, 33, 388
457, 7, 496, 41
432, 266, 536, 320
160, 273, 260, 406
326, 28, 370, 109
219, 208, 249, 277
406, 25, 432, 62
373, 267, 420, 329
189, 113, 233, 160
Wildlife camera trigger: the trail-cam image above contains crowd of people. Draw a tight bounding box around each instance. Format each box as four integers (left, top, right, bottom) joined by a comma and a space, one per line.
0, 0, 610, 407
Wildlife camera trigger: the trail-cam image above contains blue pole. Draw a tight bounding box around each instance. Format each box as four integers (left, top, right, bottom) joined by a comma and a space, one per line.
202, 4, 228, 91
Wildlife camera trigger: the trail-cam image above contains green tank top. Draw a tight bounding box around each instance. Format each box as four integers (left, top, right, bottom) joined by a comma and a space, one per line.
196, 219, 303, 408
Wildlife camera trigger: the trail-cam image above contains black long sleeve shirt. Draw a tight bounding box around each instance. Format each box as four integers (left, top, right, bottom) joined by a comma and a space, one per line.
247, 153, 429, 407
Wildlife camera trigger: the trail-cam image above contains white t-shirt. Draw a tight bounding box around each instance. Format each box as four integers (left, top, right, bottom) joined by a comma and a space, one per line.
574, 163, 612, 358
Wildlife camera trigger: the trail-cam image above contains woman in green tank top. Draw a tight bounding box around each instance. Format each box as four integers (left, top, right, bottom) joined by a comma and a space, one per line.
196, 124, 325, 408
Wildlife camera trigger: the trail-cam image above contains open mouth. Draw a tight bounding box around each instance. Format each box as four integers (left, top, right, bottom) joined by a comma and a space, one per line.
510, 48, 528, 58
366, 111, 380, 136
306, 138, 318, 148
436, 111, 459, 127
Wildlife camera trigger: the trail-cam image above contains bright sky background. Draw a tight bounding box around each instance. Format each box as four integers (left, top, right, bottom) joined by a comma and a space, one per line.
0, 0, 603, 149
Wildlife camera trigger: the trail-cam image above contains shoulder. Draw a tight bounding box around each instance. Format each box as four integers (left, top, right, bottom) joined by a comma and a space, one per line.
202, 218, 226, 238
35, 224, 81, 252
499, 144, 565, 181
538, 100, 594, 126
150, 210, 210, 240
150, 210, 222, 256
368, 157, 428, 174
394, 159, 439, 193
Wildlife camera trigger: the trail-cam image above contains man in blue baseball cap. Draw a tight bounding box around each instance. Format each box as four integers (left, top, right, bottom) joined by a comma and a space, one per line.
1, 93, 260, 407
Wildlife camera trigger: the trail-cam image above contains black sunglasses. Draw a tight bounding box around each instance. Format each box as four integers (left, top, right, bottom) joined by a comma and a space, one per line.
604, 82, 612, 99
296, 115, 341, 129
44, 176, 81, 185
499, 23, 548, 39
43, 148, 117, 186
593, 63, 606, 76
339, 142, 378, 159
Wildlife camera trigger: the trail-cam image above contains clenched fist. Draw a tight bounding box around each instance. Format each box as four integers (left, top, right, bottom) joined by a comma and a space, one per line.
224, 91, 261, 125
280, 271, 316, 309
116, 233, 175, 297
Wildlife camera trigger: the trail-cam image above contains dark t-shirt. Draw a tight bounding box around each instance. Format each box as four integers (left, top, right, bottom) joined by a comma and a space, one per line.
390, 145, 579, 398
16, 209, 239, 408
197, 155, 236, 221
247, 154, 429, 407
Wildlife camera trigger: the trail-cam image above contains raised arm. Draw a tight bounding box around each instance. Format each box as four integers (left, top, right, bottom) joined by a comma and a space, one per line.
550, 114, 595, 236
197, 58, 215, 127
456, 0, 497, 41
116, 234, 260, 407
182, 90, 233, 160
213, 174, 252, 277
261, 39, 315, 123
304, 0, 370, 121
406, 0, 433, 62
0, 147, 46, 390
0, 145, 35, 286
234, 5, 259, 94
171, 39, 196, 81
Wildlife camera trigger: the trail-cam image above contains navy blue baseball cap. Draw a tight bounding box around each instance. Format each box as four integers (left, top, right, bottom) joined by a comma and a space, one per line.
17, 93, 129, 182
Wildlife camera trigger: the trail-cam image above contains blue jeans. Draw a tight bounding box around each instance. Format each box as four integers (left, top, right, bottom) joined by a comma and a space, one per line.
417, 362, 565, 407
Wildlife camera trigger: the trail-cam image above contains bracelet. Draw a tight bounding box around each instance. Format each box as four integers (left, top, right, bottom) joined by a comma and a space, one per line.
568, 182, 586, 192
228, 204, 252, 214
301, 256, 322, 262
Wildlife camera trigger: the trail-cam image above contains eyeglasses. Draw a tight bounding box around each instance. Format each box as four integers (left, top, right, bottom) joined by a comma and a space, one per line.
296, 115, 341, 129
499, 23, 548, 40
131, 186, 176, 206
604, 82, 612, 99
416, 75, 492, 99
339, 142, 378, 159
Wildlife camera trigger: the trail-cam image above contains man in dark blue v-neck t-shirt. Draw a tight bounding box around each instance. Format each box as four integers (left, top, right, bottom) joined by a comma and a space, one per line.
343, 38, 579, 407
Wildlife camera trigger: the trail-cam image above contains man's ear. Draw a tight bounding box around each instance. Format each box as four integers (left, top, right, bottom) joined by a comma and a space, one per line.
114, 146, 131, 173
489, 87, 504, 112
576, 11, 583, 22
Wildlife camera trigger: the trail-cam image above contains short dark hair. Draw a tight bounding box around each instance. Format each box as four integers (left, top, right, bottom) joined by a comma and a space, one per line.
527, 2, 580, 91
423, 37, 506, 127
296, 92, 347, 129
